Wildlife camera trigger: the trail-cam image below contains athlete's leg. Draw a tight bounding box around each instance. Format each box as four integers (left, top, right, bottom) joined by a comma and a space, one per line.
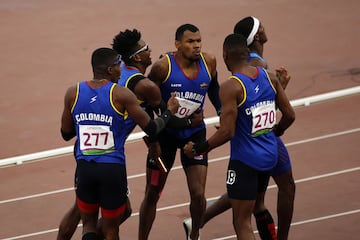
184, 164, 207, 240
201, 193, 231, 228
273, 169, 295, 240
230, 198, 256, 240
272, 137, 295, 240
138, 168, 170, 240
57, 200, 81, 240
253, 192, 276, 239
97, 198, 132, 239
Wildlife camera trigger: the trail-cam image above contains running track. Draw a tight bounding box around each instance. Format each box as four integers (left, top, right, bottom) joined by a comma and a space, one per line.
0, 0, 359, 239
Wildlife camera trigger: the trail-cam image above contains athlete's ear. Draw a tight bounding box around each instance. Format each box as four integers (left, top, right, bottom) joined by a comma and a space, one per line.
175, 40, 181, 49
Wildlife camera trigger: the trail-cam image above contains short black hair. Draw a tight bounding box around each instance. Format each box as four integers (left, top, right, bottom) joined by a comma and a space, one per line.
223, 33, 248, 59
233, 16, 253, 38
112, 29, 141, 62
91, 47, 118, 73
175, 23, 199, 40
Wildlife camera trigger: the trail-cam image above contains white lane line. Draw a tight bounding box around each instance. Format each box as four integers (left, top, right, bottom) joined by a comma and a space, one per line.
212, 209, 360, 240
2, 209, 359, 240
1, 128, 359, 204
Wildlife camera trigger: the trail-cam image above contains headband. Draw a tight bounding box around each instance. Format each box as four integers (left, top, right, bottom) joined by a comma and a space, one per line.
246, 16, 260, 46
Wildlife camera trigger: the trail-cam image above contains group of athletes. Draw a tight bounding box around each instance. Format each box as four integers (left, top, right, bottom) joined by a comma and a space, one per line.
59, 16, 295, 240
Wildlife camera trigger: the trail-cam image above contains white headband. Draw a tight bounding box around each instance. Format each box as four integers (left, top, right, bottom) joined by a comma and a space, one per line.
246, 16, 260, 46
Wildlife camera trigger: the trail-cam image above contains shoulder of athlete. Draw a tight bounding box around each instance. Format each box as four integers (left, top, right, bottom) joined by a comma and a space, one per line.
148, 56, 169, 85
202, 52, 217, 76
112, 85, 138, 113
64, 84, 78, 107
134, 77, 162, 105
266, 71, 281, 90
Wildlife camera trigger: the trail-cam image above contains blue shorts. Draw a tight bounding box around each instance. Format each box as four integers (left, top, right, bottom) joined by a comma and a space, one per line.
271, 137, 292, 177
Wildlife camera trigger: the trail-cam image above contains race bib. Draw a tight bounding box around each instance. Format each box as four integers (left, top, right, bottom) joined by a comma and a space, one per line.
251, 102, 276, 137
174, 97, 201, 118
79, 125, 115, 155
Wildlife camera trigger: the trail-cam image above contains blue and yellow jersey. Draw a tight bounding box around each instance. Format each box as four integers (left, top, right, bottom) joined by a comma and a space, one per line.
71, 81, 132, 164
230, 67, 278, 171
160, 53, 212, 140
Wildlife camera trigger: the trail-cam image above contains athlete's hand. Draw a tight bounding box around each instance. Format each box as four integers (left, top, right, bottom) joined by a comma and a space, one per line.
275, 66, 291, 90
167, 92, 180, 114
183, 141, 195, 158
143, 136, 167, 173
189, 110, 204, 127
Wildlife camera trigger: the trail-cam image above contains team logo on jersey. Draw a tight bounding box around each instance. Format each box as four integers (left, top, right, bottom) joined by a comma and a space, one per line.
226, 170, 236, 185
255, 85, 260, 93
200, 82, 208, 89
90, 95, 98, 103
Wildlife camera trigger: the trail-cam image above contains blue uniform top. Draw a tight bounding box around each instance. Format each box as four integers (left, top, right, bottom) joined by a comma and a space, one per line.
118, 63, 152, 132
160, 53, 212, 140
230, 67, 278, 171
72, 81, 132, 164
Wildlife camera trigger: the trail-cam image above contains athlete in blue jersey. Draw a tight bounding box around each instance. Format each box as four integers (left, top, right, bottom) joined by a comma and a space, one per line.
184, 33, 295, 240
60, 48, 179, 240
138, 24, 221, 240
197, 17, 294, 240
57, 29, 201, 240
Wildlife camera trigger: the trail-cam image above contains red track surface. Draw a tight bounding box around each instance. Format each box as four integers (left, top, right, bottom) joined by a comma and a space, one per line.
0, 0, 359, 239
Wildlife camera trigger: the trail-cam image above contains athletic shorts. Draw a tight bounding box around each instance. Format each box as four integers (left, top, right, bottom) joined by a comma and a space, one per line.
271, 137, 292, 177
147, 128, 208, 170
75, 160, 128, 218
226, 160, 271, 200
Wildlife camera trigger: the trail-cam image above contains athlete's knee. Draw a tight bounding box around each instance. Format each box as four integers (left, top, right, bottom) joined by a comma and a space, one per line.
144, 186, 162, 204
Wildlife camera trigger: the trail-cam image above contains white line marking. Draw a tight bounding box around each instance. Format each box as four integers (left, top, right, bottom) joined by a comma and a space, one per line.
212, 209, 360, 240
0, 128, 359, 239
2, 209, 359, 240
1, 128, 359, 204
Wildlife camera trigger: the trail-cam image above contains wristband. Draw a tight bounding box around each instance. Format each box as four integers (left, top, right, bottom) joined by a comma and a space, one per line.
192, 141, 210, 155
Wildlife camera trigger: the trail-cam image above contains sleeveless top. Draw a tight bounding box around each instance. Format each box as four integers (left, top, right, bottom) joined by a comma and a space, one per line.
230, 67, 278, 171
118, 63, 152, 132
160, 53, 212, 139
72, 81, 132, 164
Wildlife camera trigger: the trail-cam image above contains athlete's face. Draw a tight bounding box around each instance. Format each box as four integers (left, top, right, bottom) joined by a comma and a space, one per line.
176, 30, 202, 61
131, 39, 152, 67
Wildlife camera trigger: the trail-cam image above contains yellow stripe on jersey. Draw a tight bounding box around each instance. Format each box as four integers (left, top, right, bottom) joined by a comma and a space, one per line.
163, 54, 171, 84
70, 82, 80, 113
264, 69, 277, 93
110, 83, 128, 119
200, 52, 212, 80
230, 76, 247, 107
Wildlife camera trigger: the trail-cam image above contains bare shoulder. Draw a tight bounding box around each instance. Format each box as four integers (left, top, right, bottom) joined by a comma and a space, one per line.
148, 55, 169, 84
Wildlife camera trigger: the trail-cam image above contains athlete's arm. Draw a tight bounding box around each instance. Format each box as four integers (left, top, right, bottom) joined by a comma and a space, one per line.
113, 86, 179, 137
184, 77, 242, 156
269, 72, 295, 136
60, 85, 77, 141
203, 52, 222, 115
